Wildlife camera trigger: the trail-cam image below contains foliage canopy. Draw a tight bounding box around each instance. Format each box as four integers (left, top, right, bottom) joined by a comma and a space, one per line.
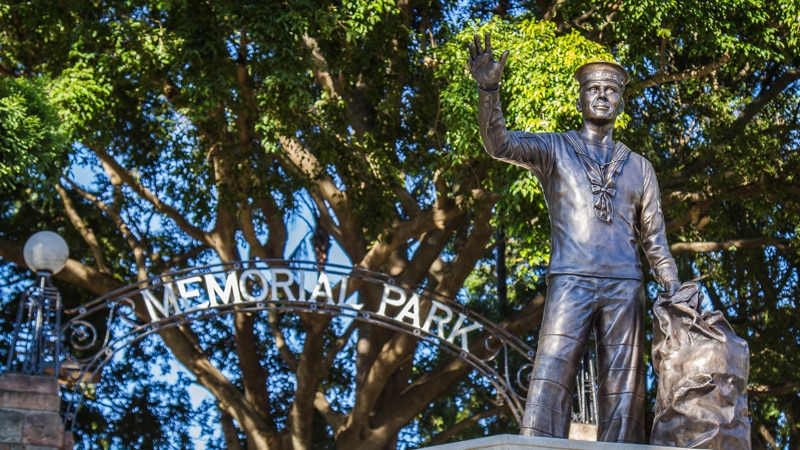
1, 0, 799, 448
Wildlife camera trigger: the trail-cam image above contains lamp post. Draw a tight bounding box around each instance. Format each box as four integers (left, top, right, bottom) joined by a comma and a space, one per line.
6, 231, 69, 376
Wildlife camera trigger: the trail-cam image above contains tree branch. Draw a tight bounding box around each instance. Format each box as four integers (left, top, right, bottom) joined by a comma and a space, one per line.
161, 323, 280, 448
631, 54, 731, 92
56, 182, 111, 274
92, 145, 210, 245
277, 135, 361, 258
301, 34, 341, 98
258, 198, 288, 259
61, 176, 151, 280
357, 205, 459, 273
701, 284, 729, 318
664, 65, 800, 188
539, 0, 564, 22
287, 313, 330, 448
393, 184, 421, 219
308, 192, 352, 260
723, 67, 800, 145
555, 4, 598, 34
220, 411, 244, 450
314, 391, 345, 431
749, 379, 800, 398
150, 245, 209, 274
348, 330, 416, 427
239, 204, 268, 259
234, 311, 274, 427
0, 61, 17, 77
401, 229, 450, 284
670, 237, 796, 255
435, 195, 495, 298
207, 147, 240, 261
321, 319, 357, 381
755, 418, 779, 448
0, 235, 122, 296
268, 310, 298, 372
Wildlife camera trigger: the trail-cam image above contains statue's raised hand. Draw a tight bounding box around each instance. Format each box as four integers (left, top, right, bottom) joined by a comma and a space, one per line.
468, 32, 509, 91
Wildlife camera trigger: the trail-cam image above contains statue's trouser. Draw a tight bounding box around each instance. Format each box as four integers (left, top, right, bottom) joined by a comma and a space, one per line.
520, 275, 646, 443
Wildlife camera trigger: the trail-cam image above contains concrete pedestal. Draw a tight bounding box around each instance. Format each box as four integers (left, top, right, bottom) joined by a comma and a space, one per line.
421, 434, 687, 450
0, 373, 73, 449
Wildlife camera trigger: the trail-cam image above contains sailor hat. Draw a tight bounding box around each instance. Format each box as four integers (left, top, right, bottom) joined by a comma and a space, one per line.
574, 61, 630, 88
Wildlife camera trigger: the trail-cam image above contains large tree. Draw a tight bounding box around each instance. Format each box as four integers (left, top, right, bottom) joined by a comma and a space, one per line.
0, 1, 603, 449
1, 0, 799, 448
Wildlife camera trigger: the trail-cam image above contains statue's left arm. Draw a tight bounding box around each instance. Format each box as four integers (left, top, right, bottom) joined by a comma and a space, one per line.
640, 161, 680, 295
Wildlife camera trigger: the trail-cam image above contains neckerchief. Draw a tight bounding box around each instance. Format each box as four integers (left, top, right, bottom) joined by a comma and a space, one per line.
564, 130, 631, 223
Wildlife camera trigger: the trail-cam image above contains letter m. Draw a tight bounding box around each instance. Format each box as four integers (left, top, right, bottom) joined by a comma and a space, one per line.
141, 287, 181, 322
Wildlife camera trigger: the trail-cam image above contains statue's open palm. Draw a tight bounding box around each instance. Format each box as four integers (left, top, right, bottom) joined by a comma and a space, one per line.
468, 33, 509, 91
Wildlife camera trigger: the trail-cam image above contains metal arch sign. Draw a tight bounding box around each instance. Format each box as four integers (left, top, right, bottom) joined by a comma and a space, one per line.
60, 260, 536, 427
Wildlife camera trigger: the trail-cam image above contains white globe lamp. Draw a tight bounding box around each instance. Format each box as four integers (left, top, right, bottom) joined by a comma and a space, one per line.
23, 231, 69, 274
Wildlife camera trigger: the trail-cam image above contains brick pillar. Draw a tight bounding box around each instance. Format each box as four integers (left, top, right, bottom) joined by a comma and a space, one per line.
0, 373, 73, 450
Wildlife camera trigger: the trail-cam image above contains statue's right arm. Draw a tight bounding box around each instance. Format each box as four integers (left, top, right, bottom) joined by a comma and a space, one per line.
469, 33, 550, 173
477, 85, 551, 174
478, 87, 517, 160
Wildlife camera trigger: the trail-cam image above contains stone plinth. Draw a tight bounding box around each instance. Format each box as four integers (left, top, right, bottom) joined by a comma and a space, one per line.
421, 434, 688, 450
0, 373, 73, 450
567, 423, 596, 441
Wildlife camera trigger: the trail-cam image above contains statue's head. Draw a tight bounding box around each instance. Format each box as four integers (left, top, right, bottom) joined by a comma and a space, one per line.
574, 61, 629, 124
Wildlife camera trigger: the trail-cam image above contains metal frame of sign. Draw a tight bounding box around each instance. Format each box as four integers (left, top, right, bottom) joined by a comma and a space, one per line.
59, 260, 538, 429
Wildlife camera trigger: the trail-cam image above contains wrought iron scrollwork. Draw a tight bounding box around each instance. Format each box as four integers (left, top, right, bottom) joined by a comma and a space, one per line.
66, 320, 97, 351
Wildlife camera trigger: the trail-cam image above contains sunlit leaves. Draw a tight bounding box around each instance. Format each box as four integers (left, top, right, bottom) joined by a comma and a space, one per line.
0, 76, 66, 193
50, 61, 114, 137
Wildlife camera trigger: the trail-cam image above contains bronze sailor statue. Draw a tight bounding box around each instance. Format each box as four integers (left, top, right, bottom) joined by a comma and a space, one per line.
468, 33, 681, 443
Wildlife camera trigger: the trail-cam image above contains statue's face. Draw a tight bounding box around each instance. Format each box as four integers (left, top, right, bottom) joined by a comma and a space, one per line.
577, 80, 624, 124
